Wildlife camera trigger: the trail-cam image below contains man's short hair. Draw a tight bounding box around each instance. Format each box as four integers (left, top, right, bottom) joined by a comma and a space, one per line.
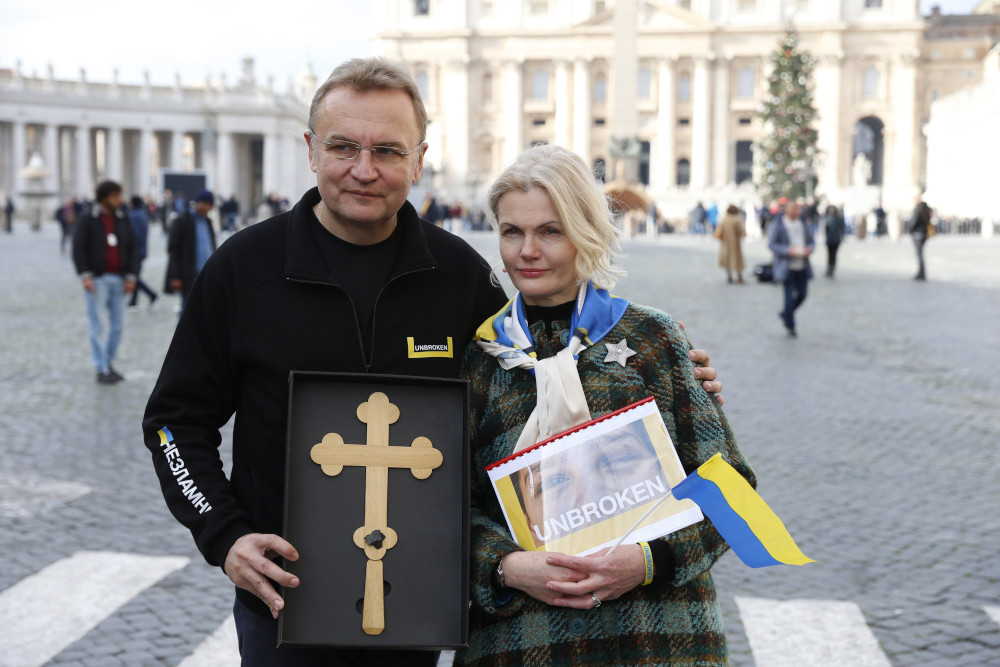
95, 180, 122, 204
308, 57, 428, 143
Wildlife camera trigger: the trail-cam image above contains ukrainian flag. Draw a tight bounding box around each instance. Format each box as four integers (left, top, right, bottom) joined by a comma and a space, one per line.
672, 453, 814, 568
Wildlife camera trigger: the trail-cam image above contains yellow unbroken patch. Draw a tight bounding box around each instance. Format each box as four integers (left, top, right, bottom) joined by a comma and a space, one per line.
407, 337, 454, 358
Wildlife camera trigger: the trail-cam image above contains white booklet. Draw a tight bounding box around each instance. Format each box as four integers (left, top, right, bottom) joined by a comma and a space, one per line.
486, 396, 703, 556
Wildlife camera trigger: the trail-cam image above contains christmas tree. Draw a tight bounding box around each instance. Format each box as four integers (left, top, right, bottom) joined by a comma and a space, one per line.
754, 28, 819, 203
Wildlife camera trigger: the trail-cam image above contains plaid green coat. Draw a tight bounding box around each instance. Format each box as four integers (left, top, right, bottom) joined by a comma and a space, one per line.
455, 303, 756, 667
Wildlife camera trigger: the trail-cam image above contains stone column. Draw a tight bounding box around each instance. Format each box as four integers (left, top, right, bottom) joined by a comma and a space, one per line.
216, 130, 234, 200
76, 124, 92, 198
106, 127, 123, 181
711, 56, 731, 187
442, 59, 471, 196
886, 51, 920, 213
44, 124, 59, 190
611, 0, 639, 141
12, 120, 27, 173
170, 131, 184, 170
572, 58, 592, 164
554, 59, 572, 149
690, 55, 713, 191
655, 57, 677, 188
263, 132, 279, 198
814, 51, 844, 197
139, 127, 154, 197
501, 60, 524, 166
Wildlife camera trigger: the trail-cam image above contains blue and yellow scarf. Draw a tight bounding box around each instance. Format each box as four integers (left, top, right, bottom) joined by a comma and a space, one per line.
475, 282, 630, 451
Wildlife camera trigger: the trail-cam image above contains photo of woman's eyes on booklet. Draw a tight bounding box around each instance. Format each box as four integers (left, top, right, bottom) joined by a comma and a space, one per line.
487, 397, 703, 555
511, 422, 668, 547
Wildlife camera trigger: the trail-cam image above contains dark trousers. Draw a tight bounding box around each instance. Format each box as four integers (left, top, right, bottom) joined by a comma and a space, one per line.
825, 242, 840, 276
781, 269, 809, 331
912, 234, 927, 279
232, 598, 438, 667
129, 259, 158, 306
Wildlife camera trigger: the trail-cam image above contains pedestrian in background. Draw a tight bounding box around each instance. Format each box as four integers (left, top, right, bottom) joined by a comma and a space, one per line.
906, 199, 933, 281
127, 196, 159, 309
57, 197, 78, 255
689, 201, 706, 234
72, 180, 137, 383
716, 203, 746, 283
3, 194, 14, 233
768, 200, 814, 337
706, 201, 719, 235
220, 195, 240, 232
165, 189, 217, 310
823, 204, 845, 278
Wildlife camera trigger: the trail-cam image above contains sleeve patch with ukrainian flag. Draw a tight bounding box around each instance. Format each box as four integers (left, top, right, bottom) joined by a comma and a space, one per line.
157, 427, 213, 515
407, 337, 454, 358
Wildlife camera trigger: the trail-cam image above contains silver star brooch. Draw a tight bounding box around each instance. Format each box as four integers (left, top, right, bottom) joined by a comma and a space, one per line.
604, 339, 636, 367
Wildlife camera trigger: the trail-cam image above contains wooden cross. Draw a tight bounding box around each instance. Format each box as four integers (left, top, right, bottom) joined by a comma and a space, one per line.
310, 391, 443, 635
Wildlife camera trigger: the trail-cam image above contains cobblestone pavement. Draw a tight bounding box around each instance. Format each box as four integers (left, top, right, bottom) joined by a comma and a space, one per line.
1, 220, 998, 665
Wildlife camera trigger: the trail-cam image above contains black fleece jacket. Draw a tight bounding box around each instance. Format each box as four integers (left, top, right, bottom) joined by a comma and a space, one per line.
142, 187, 507, 614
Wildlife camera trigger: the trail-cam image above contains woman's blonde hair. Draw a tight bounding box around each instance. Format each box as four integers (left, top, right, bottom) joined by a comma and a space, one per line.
486, 144, 624, 289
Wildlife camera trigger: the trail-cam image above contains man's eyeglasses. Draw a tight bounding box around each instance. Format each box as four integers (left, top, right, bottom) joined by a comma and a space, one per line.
309, 132, 424, 165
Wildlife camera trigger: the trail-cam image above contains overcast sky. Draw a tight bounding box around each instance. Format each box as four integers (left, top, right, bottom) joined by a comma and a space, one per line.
0, 0, 986, 88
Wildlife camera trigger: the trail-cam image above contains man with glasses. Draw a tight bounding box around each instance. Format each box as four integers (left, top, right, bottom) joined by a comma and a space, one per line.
142, 58, 508, 666
143, 57, 723, 665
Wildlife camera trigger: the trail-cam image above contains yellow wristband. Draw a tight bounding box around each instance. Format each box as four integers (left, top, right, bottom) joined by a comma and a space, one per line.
639, 541, 654, 586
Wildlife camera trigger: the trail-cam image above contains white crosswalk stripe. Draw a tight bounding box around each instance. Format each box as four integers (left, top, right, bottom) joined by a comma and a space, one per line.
0, 550, 188, 667
736, 596, 891, 667
177, 614, 240, 667
2, 552, 957, 666
985, 605, 1000, 627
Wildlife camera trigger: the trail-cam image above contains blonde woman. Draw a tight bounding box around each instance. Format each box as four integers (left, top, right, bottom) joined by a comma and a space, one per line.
457, 145, 755, 666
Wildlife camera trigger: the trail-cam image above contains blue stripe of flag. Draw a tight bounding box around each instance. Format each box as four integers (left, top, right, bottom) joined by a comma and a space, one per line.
672, 470, 783, 568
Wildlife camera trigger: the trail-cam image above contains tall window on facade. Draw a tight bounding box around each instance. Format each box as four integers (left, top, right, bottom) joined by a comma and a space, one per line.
676, 158, 691, 186
678, 74, 692, 102
594, 0, 607, 12
530, 70, 550, 100
529, 0, 549, 15
864, 0, 883, 7
737, 0, 756, 11
796, 0, 810, 10
638, 67, 652, 100
735, 141, 753, 185
482, 72, 493, 104
594, 74, 607, 102
736, 67, 755, 99
415, 0, 430, 16
481, 0, 494, 17
639, 141, 651, 185
862, 66, 879, 99
678, 0, 691, 9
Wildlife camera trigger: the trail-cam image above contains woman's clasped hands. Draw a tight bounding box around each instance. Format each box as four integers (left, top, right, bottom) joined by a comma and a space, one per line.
502, 545, 646, 609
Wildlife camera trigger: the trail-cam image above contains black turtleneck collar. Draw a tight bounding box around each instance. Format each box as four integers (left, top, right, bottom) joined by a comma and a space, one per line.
523, 299, 575, 335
